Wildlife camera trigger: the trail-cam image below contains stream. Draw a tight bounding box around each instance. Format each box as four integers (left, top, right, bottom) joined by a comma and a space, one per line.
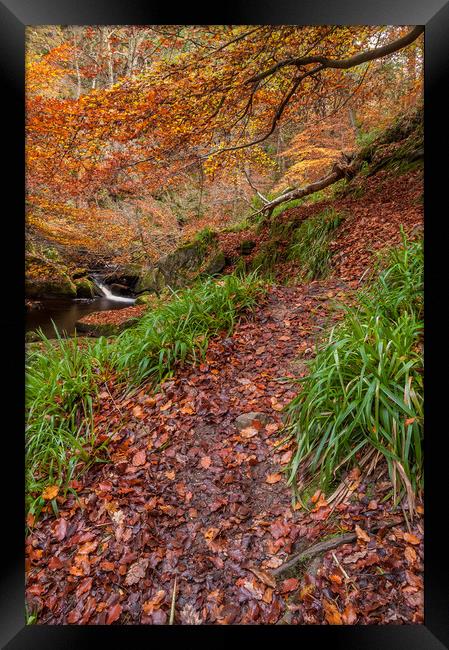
26, 277, 135, 338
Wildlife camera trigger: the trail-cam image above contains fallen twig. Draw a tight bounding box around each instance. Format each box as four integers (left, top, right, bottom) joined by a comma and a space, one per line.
271, 518, 403, 578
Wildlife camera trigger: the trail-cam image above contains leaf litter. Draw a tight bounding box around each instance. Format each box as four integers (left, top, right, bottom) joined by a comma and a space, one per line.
26, 167, 423, 625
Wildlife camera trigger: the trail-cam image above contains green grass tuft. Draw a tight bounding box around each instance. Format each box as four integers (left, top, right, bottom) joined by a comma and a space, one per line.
284, 232, 423, 512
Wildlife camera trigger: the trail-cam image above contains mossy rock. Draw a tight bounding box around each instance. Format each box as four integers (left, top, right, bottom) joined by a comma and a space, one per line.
204, 250, 226, 275
75, 278, 95, 298
75, 316, 140, 337
135, 267, 167, 294
72, 268, 88, 279
135, 292, 154, 305
26, 253, 77, 299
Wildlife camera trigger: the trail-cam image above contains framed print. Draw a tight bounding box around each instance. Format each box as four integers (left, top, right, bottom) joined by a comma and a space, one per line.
1, 0, 448, 647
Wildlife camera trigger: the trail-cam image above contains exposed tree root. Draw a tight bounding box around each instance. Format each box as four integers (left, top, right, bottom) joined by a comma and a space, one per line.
272, 518, 403, 579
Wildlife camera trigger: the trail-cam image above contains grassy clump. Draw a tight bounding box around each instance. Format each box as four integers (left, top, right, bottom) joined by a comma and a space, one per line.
106, 272, 264, 386
26, 273, 265, 517
288, 207, 345, 280
26, 332, 108, 519
193, 226, 218, 248
285, 233, 423, 512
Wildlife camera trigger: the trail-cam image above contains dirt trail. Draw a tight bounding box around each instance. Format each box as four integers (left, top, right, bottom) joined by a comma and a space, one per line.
26, 279, 352, 624
26, 168, 424, 626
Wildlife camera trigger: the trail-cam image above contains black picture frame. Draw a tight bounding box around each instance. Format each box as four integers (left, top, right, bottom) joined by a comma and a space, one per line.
1, 1, 447, 647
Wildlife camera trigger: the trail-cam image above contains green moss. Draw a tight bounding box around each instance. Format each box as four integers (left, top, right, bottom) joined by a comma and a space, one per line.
75, 278, 95, 298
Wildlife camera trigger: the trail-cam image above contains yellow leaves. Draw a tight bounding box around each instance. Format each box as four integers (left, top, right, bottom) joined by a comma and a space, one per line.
323, 599, 343, 625
42, 485, 59, 500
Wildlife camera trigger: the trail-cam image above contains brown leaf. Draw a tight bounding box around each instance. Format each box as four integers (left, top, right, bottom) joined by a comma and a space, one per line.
48, 556, 64, 571
132, 450, 146, 466
279, 577, 299, 593
200, 456, 212, 469
240, 427, 258, 439
404, 532, 420, 545
263, 587, 273, 604
247, 567, 276, 588
125, 558, 149, 586
355, 525, 370, 543
76, 577, 93, 598
405, 546, 417, 564
342, 603, 357, 624
106, 603, 122, 625
54, 518, 67, 541
142, 590, 166, 614
132, 405, 144, 419
78, 540, 98, 555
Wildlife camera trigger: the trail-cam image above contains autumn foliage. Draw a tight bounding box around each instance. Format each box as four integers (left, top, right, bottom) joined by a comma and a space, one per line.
26, 25, 423, 263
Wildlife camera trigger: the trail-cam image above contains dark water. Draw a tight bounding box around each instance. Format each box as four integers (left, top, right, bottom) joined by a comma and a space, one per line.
26, 297, 133, 338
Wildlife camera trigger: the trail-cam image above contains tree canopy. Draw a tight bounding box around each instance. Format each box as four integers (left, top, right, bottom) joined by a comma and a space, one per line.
26, 25, 423, 262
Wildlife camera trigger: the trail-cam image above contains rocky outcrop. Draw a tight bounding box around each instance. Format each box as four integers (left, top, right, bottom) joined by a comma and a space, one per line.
75, 278, 95, 298
135, 236, 226, 294
25, 253, 77, 299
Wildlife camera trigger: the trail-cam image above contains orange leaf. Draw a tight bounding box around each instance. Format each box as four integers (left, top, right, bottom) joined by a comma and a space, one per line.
280, 578, 299, 593
404, 532, 420, 545
266, 473, 282, 484
200, 456, 212, 469
106, 603, 122, 625
323, 599, 343, 625
42, 485, 59, 500
355, 525, 370, 543
240, 427, 258, 439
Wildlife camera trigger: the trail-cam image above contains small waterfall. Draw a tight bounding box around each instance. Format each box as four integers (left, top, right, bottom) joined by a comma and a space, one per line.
92, 277, 135, 304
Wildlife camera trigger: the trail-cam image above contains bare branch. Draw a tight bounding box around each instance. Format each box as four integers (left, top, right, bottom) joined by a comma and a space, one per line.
247, 26, 424, 84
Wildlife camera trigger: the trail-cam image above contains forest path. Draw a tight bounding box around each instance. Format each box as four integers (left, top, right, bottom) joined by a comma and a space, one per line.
27, 278, 350, 625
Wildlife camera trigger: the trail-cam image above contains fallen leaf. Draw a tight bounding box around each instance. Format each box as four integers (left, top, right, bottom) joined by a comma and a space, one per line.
404, 533, 420, 545
355, 525, 371, 543
54, 518, 67, 541
263, 587, 273, 603
125, 558, 149, 585
247, 567, 276, 588
132, 450, 146, 466
279, 578, 299, 593
132, 405, 144, 419
266, 473, 282, 484
106, 603, 122, 625
42, 485, 59, 500
240, 427, 258, 439
200, 456, 212, 469
329, 573, 343, 585
78, 540, 98, 555
405, 546, 417, 564
142, 590, 166, 614
342, 603, 357, 624
323, 599, 343, 625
